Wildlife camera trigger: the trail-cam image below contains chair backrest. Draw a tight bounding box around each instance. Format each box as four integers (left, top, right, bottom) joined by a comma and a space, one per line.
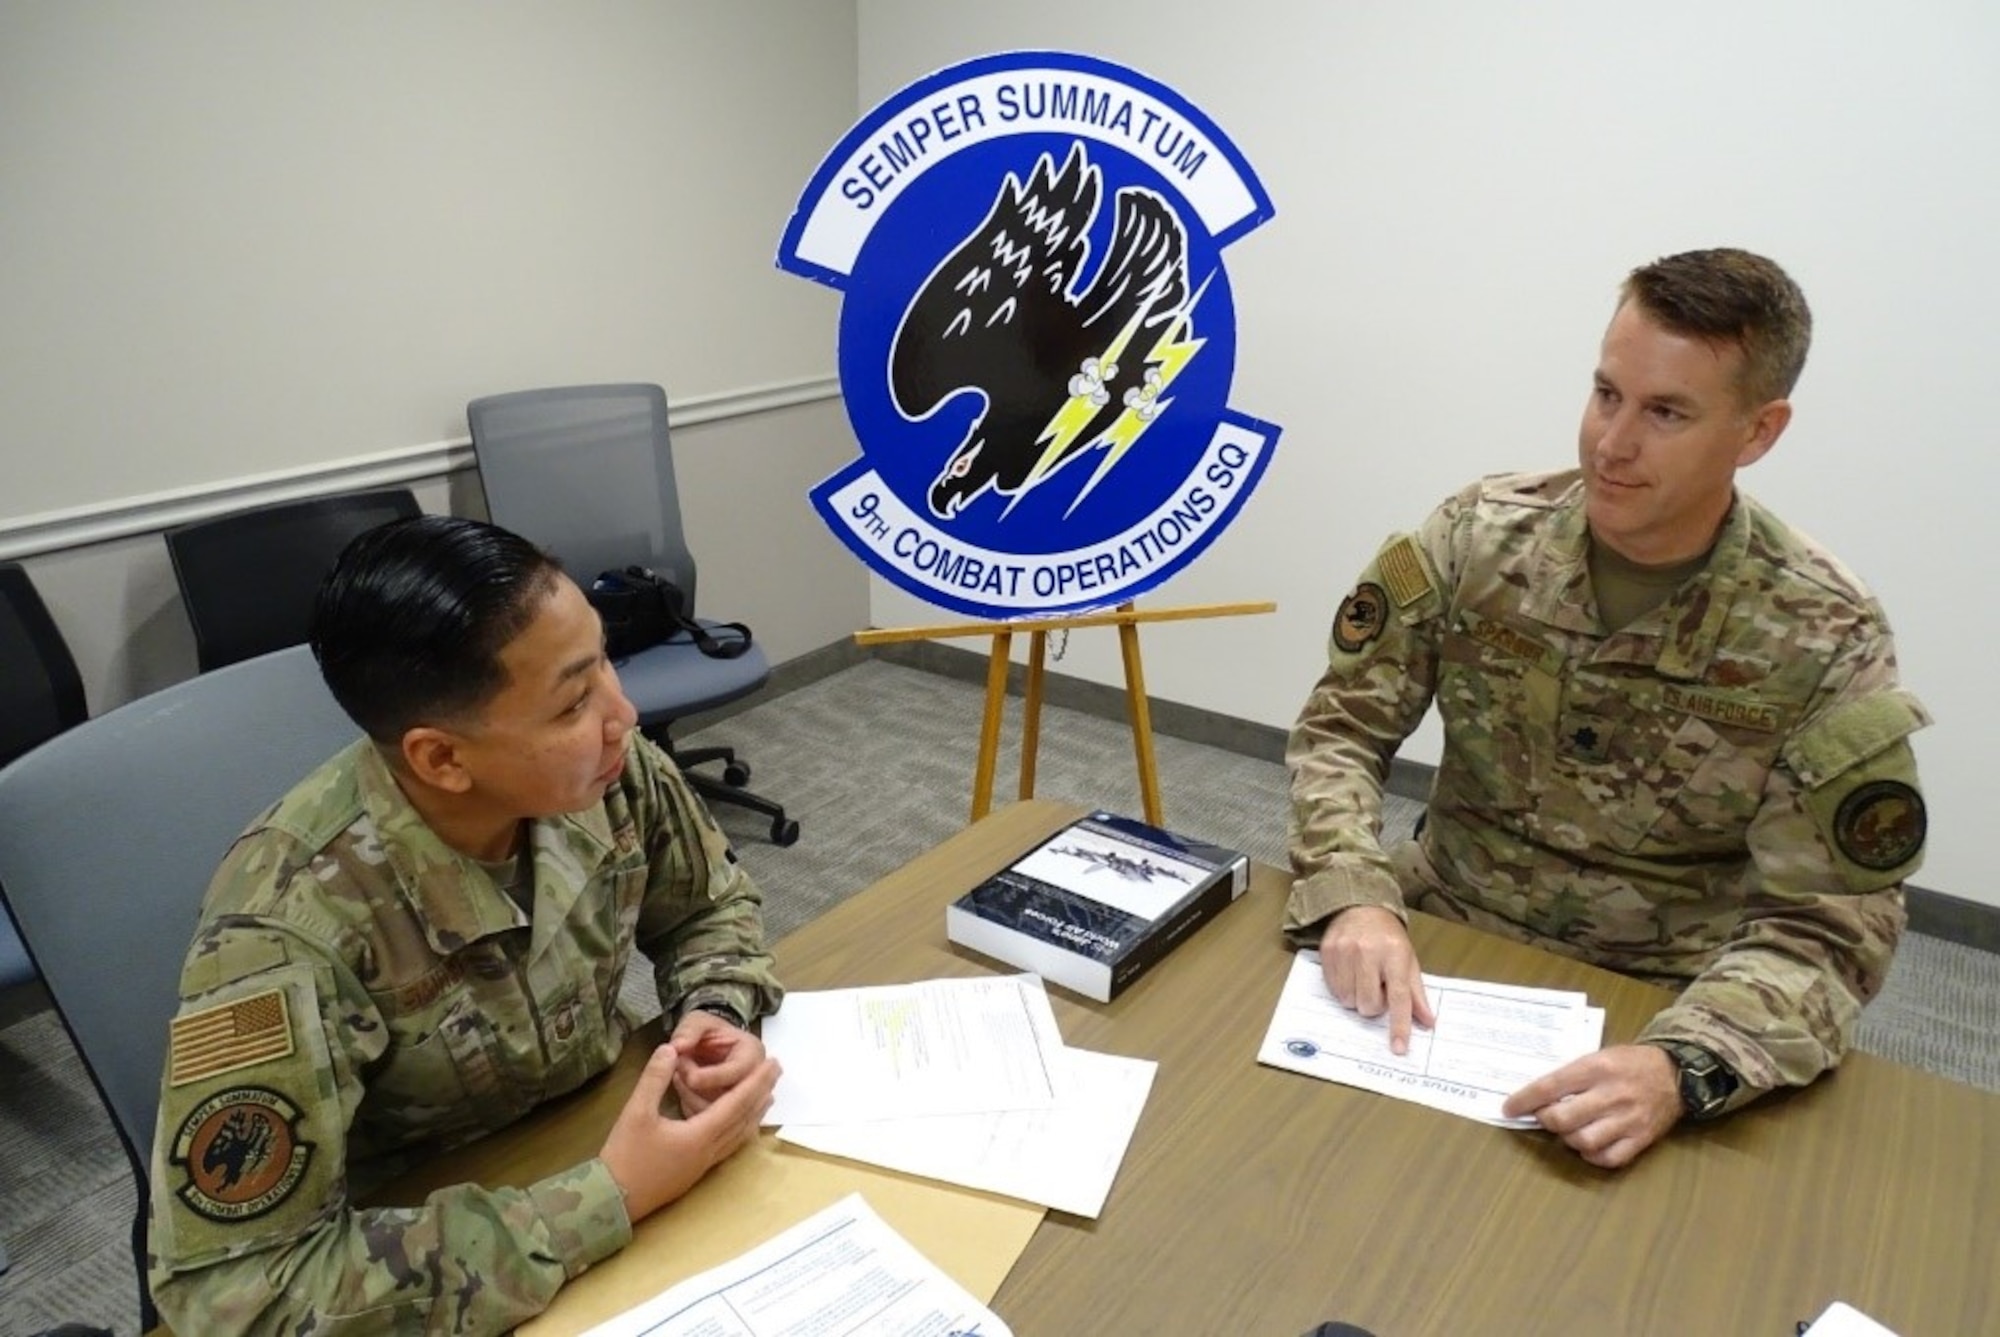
0, 645, 360, 1160
0, 561, 88, 770
466, 383, 701, 612
166, 487, 423, 670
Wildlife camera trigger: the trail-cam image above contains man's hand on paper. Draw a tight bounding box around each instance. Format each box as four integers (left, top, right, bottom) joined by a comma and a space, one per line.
669, 1010, 769, 1115
1317, 906, 1436, 1055
1502, 1043, 1681, 1168
600, 1042, 780, 1220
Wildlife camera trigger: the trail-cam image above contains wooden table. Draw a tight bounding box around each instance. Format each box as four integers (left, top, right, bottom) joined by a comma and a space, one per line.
768, 801, 1999, 1336
360, 801, 1998, 1335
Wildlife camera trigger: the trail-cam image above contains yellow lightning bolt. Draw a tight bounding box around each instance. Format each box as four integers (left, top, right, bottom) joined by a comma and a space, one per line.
1063, 274, 1212, 517
1000, 305, 1154, 520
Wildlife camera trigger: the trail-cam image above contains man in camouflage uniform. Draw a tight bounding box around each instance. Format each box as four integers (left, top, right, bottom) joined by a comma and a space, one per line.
148, 516, 784, 1333
1287, 249, 1928, 1168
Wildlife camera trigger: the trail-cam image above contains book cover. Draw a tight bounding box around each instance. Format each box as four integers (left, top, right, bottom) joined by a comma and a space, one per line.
946, 811, 1251, 1002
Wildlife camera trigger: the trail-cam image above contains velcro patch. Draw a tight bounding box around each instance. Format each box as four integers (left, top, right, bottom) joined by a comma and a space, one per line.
1834, 780, 1926, 871
169, 989, 295, 1088
1461, 609, 1559, 673
1786, 690, 1931, 789
1377, 536, 1434, 608
1333, 582, 1388, 653
171, 1086, 315, 1222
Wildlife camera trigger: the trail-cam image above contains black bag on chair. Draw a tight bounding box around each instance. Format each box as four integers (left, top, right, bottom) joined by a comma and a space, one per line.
586, 566, 752, 660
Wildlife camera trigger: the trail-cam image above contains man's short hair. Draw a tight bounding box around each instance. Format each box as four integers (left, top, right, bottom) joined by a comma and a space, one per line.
1621, 248, 1813, 407
311, 514, 565, 744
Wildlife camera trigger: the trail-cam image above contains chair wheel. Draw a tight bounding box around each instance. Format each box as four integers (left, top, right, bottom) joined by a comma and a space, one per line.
771, 818, 800, 847
724, 761, 751, 786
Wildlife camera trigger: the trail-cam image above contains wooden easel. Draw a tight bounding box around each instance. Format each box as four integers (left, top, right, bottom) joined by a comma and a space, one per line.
855, 600, 1274, 826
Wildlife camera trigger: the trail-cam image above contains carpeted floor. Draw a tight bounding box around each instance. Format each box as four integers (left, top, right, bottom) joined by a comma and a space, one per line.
1, 658, 1994, 1336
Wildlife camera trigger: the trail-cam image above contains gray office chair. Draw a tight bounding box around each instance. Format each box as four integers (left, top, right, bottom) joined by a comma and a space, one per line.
0, 645, 360, 1327
466, 383, 799, 846
0, 561, 88, 771
165, 487, 422, 671
0, 562, 91, 1277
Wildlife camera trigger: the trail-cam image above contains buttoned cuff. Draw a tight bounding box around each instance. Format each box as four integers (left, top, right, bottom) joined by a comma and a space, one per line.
1283, 861, 1409, 946
531, 1158, 633, 1279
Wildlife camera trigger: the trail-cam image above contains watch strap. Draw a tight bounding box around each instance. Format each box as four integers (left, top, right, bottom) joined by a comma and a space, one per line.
1648, 1039, 1739, 1120
686, 999, 747, 1030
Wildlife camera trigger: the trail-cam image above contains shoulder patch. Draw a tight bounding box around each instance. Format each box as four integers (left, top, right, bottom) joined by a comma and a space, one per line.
171, 1086, 316, 1222
170, 988, 296, 1087
1834, 780, 1927, 871
1333, 582, 1389, 653
1377, 537, 1434, 609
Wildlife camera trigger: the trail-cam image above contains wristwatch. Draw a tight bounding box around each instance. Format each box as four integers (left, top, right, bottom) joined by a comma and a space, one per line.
1649, 1040, 1739, 1121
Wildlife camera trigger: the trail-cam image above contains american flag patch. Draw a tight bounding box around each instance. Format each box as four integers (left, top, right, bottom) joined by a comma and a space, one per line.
169, 989, 295, 1088
1378, 536, 1434, 608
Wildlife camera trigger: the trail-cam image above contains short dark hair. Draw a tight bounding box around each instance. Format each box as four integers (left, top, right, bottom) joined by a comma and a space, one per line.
311, 514, 564, 744
1621, 248, 1812, 406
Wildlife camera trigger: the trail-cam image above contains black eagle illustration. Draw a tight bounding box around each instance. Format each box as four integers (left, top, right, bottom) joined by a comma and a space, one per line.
202, 1108, 275, 1191
891, 143, 1192, 520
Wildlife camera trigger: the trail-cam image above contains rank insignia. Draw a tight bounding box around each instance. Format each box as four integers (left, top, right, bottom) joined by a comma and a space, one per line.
1558, 716, 1615, 763
1833, 780, 1926, 871
171, 1086, 314, 1222
1333, 582, 1388, 653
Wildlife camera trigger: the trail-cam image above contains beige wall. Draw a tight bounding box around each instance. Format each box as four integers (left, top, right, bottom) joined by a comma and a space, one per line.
17, 398, 864, 712
860, 0, 1998, 906
1, 3, 869, 709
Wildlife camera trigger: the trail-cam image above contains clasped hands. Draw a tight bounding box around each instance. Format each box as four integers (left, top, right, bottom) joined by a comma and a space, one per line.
598, 1009, 782, 1221
1318, 906, 1679, 1169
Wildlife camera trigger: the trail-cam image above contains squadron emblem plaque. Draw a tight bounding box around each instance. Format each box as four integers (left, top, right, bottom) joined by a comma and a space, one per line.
779, 50, 1280, 618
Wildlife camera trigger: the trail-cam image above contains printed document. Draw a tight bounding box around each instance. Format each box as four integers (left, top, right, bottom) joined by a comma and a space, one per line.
1800, 1301, 1899, 1336
579, 1193, 1010, 1337
779, 1046, 1156, 1218
762, 975, 1064, 1125
1257, 950, 1604, 1126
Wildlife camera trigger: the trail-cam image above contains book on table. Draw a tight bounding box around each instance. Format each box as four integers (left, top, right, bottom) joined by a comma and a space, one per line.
946, 810, 1250, 1002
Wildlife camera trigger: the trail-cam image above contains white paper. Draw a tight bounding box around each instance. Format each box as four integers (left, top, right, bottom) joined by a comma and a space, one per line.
579, 1192, 1011, 1337
762, 974, 1064, 1125
1801, 1301, 1900, 1336
1257, 950, 1605, 1126
780, 1046, 1156, 1218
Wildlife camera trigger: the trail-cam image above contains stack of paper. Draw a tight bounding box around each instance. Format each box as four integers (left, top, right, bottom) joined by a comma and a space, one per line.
1801, 1301, 1899, 1336
762, 975, 1154, 1218
580, 1194, 1010, 1337
1256, 949, 1605, 1127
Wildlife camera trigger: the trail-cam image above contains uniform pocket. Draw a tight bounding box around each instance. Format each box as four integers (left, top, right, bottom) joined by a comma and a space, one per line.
1435, 639, 1553, 819
368, 996, 510, 1145
1600, 713, 1771, 857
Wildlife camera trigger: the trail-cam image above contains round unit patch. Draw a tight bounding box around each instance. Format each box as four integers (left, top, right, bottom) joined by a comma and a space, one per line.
171, 1086, 314, 1222
777, 50, 1281, 619
1833, 780, 1926, 871
1333, 582, 1388, 653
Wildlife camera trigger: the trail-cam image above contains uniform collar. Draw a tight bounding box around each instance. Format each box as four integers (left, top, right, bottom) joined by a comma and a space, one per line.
353, 745, 620, 959
1518, 476, 1749, 681
1519, 477, 1599, 636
